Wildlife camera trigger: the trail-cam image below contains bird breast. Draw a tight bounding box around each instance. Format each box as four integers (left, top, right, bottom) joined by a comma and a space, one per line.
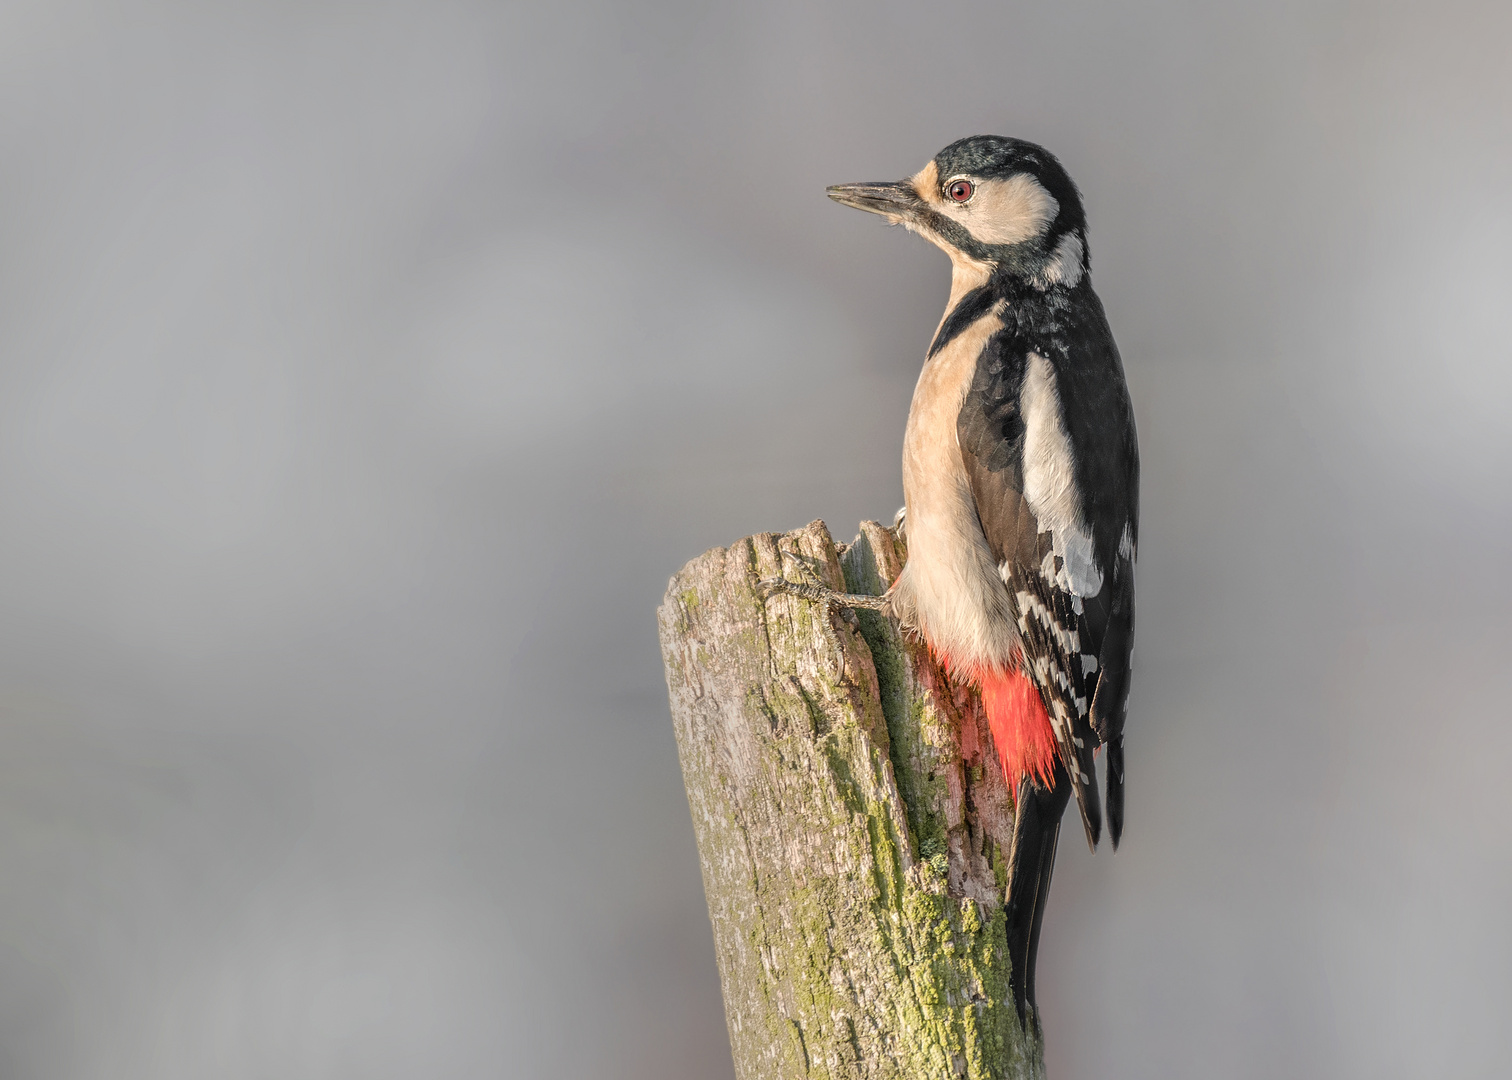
893, 301, 1022, 671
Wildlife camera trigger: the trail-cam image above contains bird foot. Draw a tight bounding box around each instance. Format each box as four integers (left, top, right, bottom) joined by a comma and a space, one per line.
756, 573, 890, 679
756, 578, 890, 613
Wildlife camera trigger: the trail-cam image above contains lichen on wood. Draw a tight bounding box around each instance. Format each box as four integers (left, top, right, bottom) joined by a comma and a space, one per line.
658, 519, 1045, 1080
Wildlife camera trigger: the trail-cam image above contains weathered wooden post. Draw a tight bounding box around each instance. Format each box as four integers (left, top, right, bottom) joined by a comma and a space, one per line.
658, 519, 1046, 1080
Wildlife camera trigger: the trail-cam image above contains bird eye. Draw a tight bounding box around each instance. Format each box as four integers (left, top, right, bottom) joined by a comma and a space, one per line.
947, 179, 974, 203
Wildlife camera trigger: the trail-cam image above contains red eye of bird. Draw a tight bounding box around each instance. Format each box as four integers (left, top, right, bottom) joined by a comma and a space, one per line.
947, 179, 974, 203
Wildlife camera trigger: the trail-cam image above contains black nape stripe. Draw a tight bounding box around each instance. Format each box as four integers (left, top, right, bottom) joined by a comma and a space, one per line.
927, 285, 997, 359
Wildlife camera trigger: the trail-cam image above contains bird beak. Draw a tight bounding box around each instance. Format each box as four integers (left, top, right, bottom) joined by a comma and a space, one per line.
826, 181, 924, 225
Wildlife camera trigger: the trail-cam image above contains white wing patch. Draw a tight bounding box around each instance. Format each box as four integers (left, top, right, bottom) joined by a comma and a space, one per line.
1021, 351, 1103, 597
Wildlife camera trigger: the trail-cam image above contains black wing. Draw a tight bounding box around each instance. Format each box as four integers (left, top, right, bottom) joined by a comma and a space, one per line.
958, 284, 1138, 849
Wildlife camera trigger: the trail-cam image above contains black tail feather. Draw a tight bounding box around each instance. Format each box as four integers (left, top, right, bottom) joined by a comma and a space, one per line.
1005, 761, 1071, 1029
1106, 734, 1125, 849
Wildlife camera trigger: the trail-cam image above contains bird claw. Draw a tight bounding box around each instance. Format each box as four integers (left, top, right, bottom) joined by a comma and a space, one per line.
772, 582, 849, 677
756, 576, 890, 616
756, 567, 891, 682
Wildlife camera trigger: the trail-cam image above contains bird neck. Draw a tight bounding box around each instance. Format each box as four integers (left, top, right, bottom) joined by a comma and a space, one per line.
943, 254, 994, 321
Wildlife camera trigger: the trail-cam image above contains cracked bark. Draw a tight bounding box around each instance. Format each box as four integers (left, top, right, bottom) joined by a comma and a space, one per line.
658, 519, 1046, 1080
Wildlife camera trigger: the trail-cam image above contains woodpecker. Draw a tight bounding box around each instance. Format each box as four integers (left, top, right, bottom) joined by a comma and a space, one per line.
793, 136, 1139, 1028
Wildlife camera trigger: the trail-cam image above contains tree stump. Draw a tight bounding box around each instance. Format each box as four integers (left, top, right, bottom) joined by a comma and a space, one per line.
658, 519, 1045, 1080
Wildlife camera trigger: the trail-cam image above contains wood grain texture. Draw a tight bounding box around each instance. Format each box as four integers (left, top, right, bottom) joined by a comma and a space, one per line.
658, 519, 1044, 1080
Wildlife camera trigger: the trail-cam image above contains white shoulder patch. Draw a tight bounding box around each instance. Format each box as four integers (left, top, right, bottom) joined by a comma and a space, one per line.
1118, 521, 1136, 561
1021, 352, 1103, 597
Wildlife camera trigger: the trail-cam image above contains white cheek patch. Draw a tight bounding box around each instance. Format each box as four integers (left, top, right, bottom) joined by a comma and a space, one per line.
954, 173, 1058, 246
1022, 351, 1103, 597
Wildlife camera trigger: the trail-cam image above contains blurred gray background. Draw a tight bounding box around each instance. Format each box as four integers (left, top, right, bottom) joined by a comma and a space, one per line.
0, 1, 1508, 1077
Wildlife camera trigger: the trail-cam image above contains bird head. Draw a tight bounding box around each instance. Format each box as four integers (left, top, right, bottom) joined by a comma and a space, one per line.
828, 135, 1088, 290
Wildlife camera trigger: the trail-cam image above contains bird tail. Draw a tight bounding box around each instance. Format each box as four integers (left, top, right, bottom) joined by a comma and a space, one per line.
928, 648, 1079, 1024
1005, 761, 1071, 1030
1105, 733, 1125, 850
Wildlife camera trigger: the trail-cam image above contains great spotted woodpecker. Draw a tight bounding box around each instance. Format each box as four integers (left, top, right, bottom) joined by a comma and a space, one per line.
781, 136, 1139, 1028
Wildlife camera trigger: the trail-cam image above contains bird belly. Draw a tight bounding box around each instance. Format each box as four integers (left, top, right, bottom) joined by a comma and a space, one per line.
893, 306, 1020, 673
